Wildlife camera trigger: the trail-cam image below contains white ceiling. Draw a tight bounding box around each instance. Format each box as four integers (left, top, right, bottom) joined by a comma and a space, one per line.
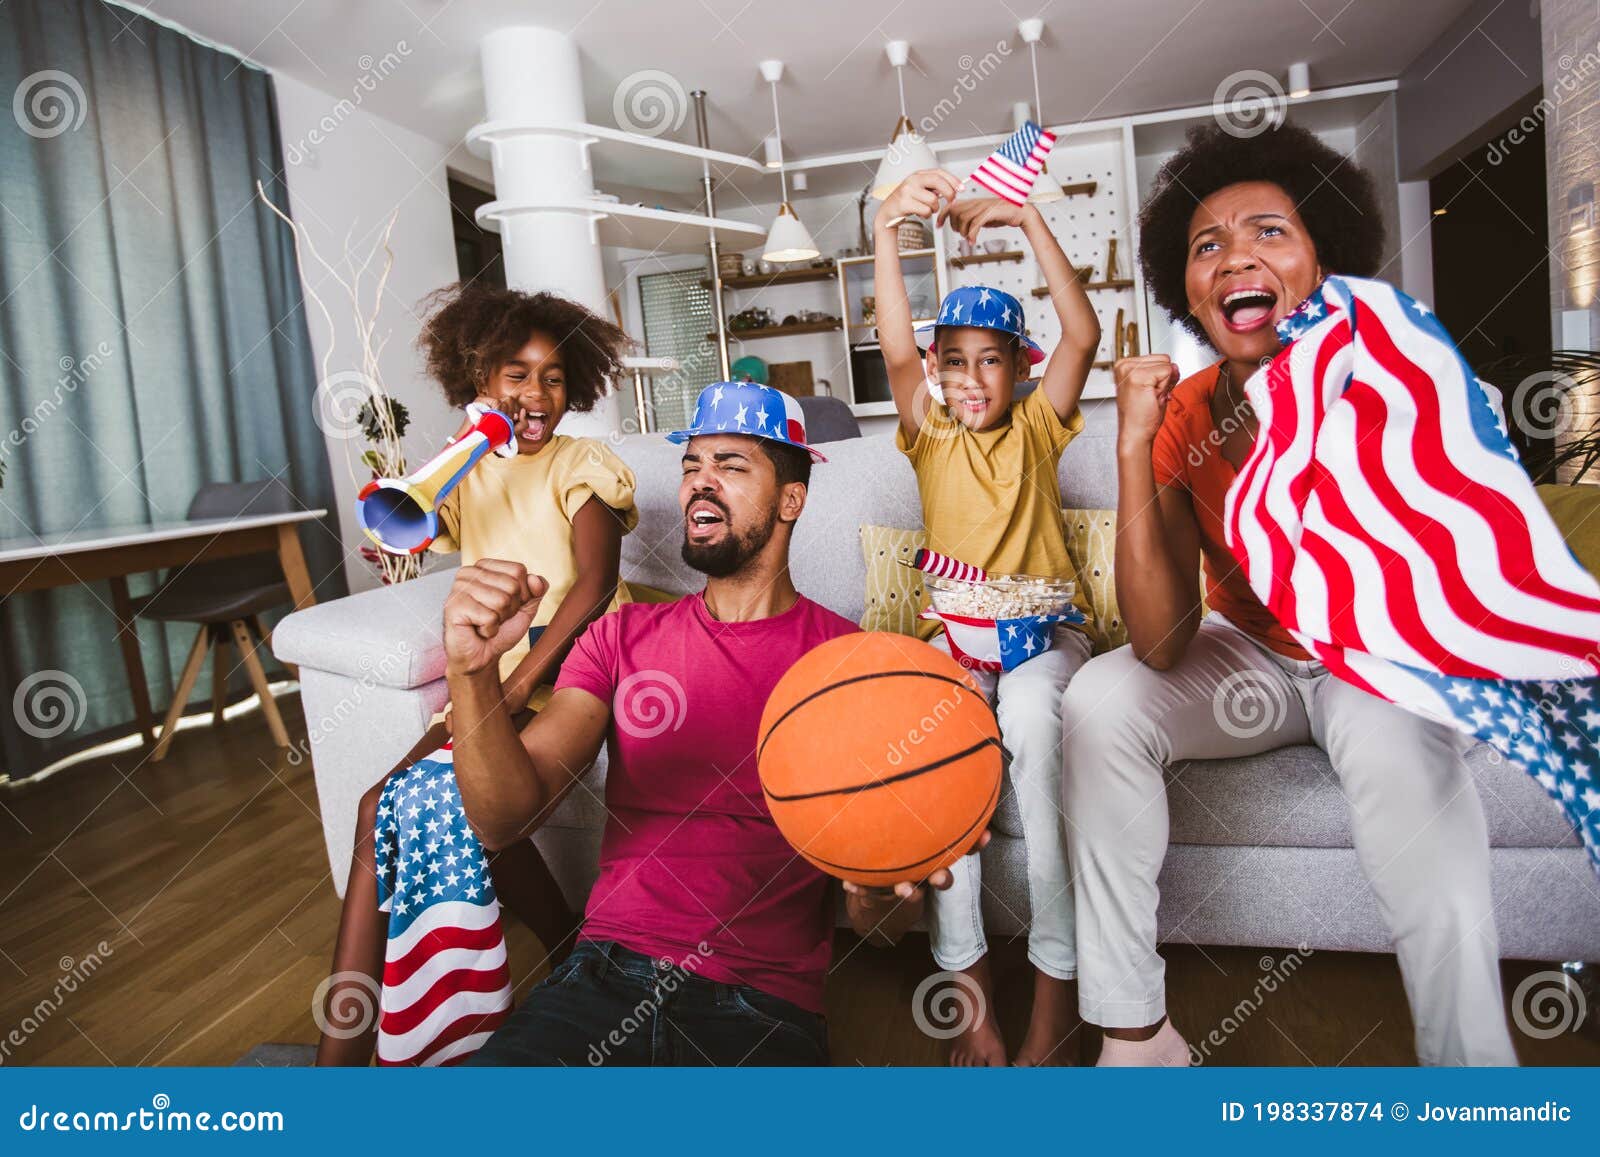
133, 0, 1472, 197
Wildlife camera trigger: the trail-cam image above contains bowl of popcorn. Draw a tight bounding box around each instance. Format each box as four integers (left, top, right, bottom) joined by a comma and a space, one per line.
924, 572, 1077, 620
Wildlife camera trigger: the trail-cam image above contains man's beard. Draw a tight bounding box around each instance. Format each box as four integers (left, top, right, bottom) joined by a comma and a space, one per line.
681, 505, 777, 578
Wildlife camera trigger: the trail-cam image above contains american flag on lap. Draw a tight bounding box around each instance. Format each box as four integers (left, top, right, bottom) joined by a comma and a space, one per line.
968, 120, 1057, 205
1224, 275, 1600, 870
374, 742, 513, 1065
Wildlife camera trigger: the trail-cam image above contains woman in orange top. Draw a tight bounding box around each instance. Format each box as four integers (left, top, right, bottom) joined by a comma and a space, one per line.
1059, 122, 1516, 1067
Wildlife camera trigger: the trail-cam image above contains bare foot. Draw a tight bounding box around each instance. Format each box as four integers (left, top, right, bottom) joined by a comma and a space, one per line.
1011, 969, 1080, 1066
942, 957, 1007, 1066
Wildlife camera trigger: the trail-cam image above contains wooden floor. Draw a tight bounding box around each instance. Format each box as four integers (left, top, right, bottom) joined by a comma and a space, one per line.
1, 690, 1595, 1067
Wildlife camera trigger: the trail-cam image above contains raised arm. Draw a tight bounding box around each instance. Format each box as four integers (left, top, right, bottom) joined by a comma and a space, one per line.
873, 169, 961, 441
442, 560, 611, 850
1111, 355, 1204, 669
946, 198, 1099, 422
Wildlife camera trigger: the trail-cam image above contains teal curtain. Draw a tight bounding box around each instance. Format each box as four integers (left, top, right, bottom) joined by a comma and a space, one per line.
0, 0, 345, 776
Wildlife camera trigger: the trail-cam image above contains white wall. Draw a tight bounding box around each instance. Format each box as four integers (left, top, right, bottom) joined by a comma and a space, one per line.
1396, 181, 1435, 304
274, 73, 468, 592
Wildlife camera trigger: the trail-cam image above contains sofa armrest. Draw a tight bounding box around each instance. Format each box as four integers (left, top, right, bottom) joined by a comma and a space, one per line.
271, 567, 456, 689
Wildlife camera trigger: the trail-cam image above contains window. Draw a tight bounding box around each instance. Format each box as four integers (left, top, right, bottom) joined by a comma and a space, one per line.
637, 269, 717, 431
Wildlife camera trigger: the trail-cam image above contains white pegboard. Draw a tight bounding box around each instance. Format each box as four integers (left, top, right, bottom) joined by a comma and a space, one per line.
938, 127, 1137, 398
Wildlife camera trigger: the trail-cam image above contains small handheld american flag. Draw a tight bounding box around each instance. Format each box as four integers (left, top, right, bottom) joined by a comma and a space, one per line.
1225, 276, 1600, 871
880, 121, 1058, 227
968, 120, 1057, 205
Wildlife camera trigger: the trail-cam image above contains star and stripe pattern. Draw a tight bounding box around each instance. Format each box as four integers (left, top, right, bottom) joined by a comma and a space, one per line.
968, 120, 1058, 205
666, 381, 827, 460
1224, 275, 1600, 869
373, 742, 513, 1065
920, 608, 1084, 673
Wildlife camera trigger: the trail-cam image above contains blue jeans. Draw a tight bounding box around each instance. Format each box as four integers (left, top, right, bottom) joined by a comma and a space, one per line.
465, 941, 830, 1067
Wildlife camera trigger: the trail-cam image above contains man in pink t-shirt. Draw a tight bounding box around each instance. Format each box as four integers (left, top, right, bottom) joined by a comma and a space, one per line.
446, 383, 973, 1066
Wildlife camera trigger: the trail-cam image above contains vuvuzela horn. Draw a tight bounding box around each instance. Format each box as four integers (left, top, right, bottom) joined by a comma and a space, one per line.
356, 402, 517, 555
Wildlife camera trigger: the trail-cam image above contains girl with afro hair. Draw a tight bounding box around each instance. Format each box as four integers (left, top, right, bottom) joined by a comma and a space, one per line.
317, 282, 639, 1066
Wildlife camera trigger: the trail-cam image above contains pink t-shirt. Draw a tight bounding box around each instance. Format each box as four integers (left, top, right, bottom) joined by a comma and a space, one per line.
554, 591, 858, 1012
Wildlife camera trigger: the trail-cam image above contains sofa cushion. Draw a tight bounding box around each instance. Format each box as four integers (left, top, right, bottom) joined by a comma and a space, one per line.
858, 524, 926, 634
1168, 740, 1581, 849
1062, 508, 1124, 652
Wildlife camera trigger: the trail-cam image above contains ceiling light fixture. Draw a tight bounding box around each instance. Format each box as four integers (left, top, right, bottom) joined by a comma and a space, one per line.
1287, 61, 1311, 99
760, 60, 820, 263
763, 135, 782, 168
870, 40, 939, 201
1017, 18, 1064, 203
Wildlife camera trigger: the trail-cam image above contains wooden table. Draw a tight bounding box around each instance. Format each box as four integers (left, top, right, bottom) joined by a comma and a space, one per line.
0, 509, 327, 746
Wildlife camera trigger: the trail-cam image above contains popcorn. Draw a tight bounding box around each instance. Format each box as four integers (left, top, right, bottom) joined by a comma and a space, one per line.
926, 573, 1076, 620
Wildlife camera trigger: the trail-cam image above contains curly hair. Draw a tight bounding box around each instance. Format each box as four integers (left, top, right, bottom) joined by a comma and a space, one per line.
1138, 122, 1386, 339
417, 282, 631, 411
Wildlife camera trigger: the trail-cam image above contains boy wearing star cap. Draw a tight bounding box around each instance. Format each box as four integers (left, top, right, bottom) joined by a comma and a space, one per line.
875, 171, 1100, 1066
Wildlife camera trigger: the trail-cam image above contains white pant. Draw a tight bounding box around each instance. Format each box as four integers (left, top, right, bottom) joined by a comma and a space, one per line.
928, 626, 1091, 979
1059, 615, 1516, 1064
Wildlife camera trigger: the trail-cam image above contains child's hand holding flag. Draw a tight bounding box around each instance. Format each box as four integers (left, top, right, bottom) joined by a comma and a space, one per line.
877, 121, 1057, 226
875, 168, 963, 231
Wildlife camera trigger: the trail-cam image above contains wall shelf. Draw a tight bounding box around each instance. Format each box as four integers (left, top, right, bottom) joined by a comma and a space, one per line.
949, 250, 1024, 269
474, 198, 764, 255
465, 119, 766, 194
702, 267, 838, 291
707, 320, 844, 342
1031, 279, 1134, 295
1057, 180, 1099, 197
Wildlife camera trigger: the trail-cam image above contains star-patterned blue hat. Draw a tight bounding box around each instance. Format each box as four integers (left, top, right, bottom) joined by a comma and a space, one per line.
665, 381, 828, 462
914, 285, 1045, 365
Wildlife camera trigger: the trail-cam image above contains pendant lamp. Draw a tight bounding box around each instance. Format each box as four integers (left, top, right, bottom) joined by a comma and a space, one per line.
1017, 19, 1064, 202
870, 41, 939, 200
760, 60, 820, 263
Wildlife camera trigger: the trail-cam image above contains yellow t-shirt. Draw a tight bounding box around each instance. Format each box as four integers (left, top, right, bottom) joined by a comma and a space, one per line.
430, 434, 638, 706
895, 386, 1090, 639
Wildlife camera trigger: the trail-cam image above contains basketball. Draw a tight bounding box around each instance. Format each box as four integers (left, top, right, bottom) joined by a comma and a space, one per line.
757, 632, 1002, 887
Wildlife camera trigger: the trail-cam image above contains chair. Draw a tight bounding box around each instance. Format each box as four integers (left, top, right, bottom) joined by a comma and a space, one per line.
796, 395, 861, 443
132, 481, 296, 761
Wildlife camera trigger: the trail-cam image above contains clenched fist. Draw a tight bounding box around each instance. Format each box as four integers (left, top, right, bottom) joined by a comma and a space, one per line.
442, 559, 548, 679
1114, 354, 1181, 450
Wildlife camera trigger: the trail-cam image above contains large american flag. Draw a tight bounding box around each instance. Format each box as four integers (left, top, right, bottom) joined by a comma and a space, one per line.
968, 120, 1057, 205
1224, 275, 1600, 870
373, 742, 513, 1065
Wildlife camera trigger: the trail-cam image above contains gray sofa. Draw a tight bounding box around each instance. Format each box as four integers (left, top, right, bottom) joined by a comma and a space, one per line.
273, 420, 1600, 962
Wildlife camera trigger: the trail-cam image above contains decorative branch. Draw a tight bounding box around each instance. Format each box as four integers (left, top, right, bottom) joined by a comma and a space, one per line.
257, 181, 422, 585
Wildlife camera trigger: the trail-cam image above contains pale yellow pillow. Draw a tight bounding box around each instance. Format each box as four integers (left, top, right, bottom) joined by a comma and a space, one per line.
1062, 508, 1124, 653
859, 524, 928, 635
